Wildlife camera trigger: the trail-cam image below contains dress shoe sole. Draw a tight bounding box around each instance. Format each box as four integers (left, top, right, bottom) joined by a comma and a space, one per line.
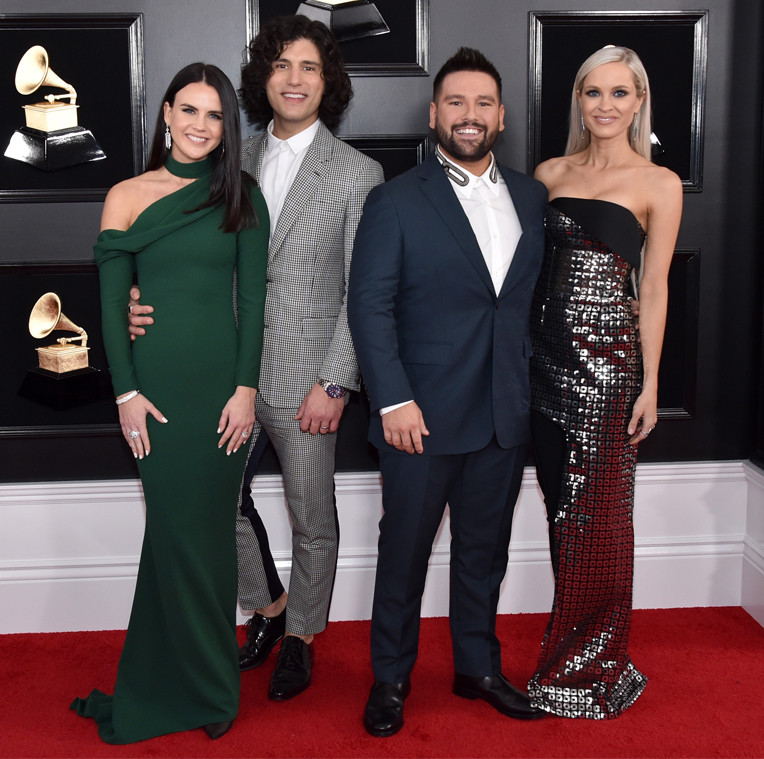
268, 678, 311, 701
239, 632, 284, 671
453, 684, 547, 720
363, 716, 404, 738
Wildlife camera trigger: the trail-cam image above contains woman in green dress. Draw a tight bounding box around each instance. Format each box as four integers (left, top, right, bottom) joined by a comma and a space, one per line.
71, 63, 268, 743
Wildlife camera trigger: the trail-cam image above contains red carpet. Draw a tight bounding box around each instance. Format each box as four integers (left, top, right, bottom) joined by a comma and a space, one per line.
1, 607, 762, 758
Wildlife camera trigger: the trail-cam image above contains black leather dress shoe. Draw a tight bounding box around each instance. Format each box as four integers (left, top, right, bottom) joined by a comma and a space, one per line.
453, 673, 546, 720
268, 636, 314, 700
363, 679, 411, 737
203, 720, 234, 740
239, 610, 286, 671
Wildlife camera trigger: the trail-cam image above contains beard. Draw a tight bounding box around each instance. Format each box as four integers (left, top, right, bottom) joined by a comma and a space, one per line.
435, 120, 499, 163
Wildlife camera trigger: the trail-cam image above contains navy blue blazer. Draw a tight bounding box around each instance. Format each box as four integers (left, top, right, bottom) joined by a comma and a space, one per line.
348, 152, 547, 456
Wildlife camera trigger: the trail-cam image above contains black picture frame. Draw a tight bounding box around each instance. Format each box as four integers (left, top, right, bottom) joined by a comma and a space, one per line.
339, 134, 431, 180
246, 0, 429, 76
528, 11, 708, 192
0, 261, 119, 438
656, 249, 700, 420
0, 13, 145, 203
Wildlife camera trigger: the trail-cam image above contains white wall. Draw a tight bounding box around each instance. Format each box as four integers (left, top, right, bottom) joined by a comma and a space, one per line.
1, 461, 761, 634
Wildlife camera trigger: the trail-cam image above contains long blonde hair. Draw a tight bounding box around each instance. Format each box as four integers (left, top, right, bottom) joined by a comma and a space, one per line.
565, 46, 652, 160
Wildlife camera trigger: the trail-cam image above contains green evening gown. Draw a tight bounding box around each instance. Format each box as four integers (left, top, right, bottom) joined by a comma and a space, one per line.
70, 155, 269, 743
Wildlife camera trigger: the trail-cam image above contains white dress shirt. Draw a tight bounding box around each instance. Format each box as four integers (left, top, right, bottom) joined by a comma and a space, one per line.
259, 118, 321, 236
447, 152, 522, 295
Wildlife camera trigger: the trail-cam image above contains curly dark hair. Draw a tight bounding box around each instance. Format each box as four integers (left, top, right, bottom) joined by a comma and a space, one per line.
240, 15, 352, 131
432, 47, 502, 100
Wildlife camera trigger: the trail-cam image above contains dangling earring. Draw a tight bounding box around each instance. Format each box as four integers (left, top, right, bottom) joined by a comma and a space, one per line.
580, 113, 586, 133
164, 124, 172, 150
220, 140, 225, 156
632, 114, 639, 143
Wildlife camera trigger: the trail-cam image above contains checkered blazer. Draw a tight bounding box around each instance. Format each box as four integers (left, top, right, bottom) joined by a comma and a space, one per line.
242, 121, 383, 408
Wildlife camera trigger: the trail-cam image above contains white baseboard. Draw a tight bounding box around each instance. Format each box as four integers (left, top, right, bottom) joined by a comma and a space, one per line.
0, 461, 759, 634
742, 462, 764, 626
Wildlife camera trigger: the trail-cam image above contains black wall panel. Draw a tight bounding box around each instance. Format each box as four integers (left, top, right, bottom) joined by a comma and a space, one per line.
1, 0, 763, 481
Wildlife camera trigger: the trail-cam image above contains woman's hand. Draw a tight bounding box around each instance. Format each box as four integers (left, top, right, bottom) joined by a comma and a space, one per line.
217, 386, 256, 454
627, 387, 658, 446
117, 391, 168, 459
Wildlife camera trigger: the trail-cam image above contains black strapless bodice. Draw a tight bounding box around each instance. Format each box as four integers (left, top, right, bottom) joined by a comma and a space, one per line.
549, 197, 644, 269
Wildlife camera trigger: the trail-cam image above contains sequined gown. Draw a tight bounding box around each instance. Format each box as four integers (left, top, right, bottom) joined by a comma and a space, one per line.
527, 197, 647, 719
70, 155, 268, 743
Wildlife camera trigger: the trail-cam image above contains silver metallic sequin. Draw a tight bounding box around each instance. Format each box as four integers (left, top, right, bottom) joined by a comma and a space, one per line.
527, 202, 647, 719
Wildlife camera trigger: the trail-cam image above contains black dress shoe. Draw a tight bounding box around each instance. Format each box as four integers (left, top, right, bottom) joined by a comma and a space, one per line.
268, 636, 314, 700
239, 609, 286, 671
363, 679, 411, 737
453, 673, 546, 720
203, 720, 234, 740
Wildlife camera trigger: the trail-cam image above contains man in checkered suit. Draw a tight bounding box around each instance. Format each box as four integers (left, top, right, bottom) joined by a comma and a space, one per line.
130, 15, 382, 701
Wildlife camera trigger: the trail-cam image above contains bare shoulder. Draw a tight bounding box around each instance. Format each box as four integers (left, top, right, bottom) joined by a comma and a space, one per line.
646, 164, 683, 199
639, 164, 683, 218
101, 169, 167, 231
101, 178, 139, 231
533, 155, 573, 188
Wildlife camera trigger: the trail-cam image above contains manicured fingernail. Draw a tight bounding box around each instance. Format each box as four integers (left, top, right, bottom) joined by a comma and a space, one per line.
162, 417, 168, 423
226, 451, 231, 456
217, 427, 222, 433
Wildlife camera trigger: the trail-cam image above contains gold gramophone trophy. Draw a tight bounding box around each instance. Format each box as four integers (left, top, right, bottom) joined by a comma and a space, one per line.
29, 292, 90, 373
17, 291, 107, 410
4, 45, 106, 171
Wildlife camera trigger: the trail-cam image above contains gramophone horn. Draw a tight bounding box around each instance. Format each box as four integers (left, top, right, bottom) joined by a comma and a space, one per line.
29, 292, 88, 346
15, 45, 77, 104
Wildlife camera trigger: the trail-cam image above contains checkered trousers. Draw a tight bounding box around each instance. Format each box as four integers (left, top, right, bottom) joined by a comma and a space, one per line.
235, 397, 339, 635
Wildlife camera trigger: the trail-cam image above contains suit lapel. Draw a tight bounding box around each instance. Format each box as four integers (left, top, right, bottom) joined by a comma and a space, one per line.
242, 133, 267, 183
418, 154, 495, 295
269, 122, 332, 258
497, 165, 536, 298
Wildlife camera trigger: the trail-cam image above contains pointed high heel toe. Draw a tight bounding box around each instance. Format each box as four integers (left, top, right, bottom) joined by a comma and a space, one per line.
203, 719, 234, 739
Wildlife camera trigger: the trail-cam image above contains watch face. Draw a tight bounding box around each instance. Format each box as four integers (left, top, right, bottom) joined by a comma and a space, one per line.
324, 383, 344, 399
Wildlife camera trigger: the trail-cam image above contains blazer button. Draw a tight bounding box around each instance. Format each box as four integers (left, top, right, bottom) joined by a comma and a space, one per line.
495, 301, 501, 310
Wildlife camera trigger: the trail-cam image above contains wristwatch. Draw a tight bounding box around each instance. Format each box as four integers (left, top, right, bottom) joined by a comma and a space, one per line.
318, 378, 346, 399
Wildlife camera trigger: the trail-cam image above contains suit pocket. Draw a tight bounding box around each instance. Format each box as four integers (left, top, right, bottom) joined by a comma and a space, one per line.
302, 317, 337, 341
399, 340, 452, 365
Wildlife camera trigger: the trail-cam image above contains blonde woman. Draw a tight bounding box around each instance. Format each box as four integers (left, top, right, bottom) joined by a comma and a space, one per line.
527, 46, 682, 719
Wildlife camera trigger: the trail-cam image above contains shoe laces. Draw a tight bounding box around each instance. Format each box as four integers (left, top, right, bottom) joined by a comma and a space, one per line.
277, 638, 306, 671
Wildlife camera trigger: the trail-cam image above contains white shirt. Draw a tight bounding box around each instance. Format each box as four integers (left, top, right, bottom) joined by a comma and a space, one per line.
380, 150, 522, 416
259, 118, 321, 236
447, 152, 522, 295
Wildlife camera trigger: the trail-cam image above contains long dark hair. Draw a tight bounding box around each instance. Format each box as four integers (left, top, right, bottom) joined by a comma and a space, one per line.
240, 15, 352, 130
146, 62, 257, 233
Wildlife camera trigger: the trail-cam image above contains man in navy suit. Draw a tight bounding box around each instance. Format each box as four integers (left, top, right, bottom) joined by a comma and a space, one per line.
347, 48, 547, 737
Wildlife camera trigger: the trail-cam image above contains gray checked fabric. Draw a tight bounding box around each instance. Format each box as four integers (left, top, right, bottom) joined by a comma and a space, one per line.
236, 123, 383, 633
236, 397, 339, 634
242, 122, 384, 407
